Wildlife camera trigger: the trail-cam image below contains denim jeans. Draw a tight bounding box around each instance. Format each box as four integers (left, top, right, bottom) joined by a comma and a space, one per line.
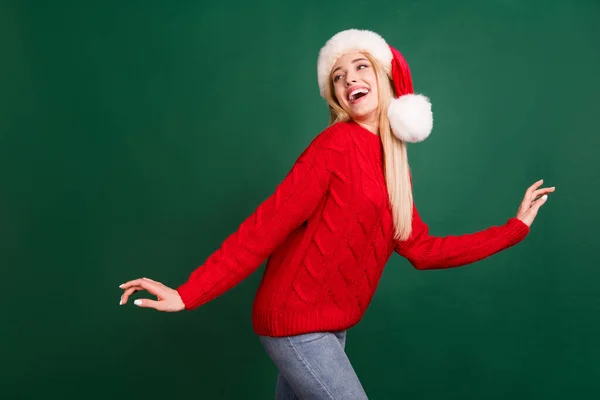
258, 331, 368, 399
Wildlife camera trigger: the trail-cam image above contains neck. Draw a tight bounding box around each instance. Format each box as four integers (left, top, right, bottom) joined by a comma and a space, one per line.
356, 121, 379, 135
354, 113, 379, 136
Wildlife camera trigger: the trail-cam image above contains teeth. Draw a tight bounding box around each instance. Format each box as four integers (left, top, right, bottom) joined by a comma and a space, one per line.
348, 88, 369, 101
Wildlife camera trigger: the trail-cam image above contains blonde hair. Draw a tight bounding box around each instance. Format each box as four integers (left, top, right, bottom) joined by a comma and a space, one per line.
324, 53, 413, 241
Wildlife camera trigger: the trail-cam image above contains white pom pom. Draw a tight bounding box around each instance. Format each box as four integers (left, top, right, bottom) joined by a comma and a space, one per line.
387, 94, 433, 143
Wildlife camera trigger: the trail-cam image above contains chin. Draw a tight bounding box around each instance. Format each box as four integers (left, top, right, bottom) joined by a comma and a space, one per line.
349, 106, 378, 121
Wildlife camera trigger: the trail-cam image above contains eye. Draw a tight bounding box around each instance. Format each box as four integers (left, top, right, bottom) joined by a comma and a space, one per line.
333, 74, 343, 82
357, 64, 369, 70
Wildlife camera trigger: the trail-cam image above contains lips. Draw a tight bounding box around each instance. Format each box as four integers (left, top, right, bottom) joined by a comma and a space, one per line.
347, 86, 370, 104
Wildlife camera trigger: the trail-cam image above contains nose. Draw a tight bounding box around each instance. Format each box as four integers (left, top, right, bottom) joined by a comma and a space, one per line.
345, 70, 357, 86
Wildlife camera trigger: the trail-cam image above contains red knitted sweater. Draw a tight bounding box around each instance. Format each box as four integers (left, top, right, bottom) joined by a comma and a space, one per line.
176, 121, 530, 337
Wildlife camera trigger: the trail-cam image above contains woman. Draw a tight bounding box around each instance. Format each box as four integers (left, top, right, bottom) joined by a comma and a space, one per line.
119, 29, 554, 399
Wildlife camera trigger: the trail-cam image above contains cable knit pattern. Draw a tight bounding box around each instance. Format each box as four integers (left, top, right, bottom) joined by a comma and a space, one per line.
176, 121, 530, 337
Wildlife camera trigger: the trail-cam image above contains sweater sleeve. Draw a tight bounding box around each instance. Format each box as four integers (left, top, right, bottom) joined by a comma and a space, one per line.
176, 130, 338, 310
394, 203, 530, 270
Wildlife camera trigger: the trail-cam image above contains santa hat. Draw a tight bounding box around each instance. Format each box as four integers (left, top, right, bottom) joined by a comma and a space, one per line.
317, 29, 433, 143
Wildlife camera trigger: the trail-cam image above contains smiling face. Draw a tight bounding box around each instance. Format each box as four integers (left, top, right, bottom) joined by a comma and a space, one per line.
330, 51, 380, 126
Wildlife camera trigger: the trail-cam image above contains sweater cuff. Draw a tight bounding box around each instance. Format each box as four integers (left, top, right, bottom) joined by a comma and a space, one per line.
176, 281, 205, 311
505, 217, 530, 246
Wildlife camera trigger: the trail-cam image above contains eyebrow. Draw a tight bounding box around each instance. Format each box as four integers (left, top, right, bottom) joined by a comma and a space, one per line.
331, 58, 369, 76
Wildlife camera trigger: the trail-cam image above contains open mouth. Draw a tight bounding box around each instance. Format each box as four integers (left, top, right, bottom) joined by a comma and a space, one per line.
347, 87, 370, 104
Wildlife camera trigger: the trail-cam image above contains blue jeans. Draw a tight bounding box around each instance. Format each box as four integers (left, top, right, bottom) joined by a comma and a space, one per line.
258, 331, 368, 399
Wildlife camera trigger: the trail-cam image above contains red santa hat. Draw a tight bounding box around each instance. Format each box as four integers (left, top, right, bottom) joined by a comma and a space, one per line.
317, 29, 433, 143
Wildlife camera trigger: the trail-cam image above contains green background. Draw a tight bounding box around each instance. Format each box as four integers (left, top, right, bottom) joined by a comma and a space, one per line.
2, 0, 599, 398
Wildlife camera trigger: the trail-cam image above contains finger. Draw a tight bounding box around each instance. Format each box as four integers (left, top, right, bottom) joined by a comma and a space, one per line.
534, 194, 549, 208
532, 187, 556, 200
520, 192, 549, 225
120, 285, 143, 305
142, 277, 169, 291
120, 278, 162, 293
531, 191, 553, 205
119, 278, 144, 289
121, 280, 167, 302
133, 298, 164, 310
529, 179, 545, 191
526, 179, 544, 196
527, 194, 548, 219
519, 179, 544, 212
526, 179, 545, 203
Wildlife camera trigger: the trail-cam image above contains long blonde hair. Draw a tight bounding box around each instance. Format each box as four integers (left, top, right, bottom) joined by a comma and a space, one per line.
324, 52, 413, 241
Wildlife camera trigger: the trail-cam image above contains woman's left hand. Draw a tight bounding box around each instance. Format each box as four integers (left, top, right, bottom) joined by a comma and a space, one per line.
119, 277, 185, 312
516, 179, 555, 227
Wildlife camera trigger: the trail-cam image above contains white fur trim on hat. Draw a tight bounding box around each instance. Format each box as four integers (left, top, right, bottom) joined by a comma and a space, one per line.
388, 94, 433, 143
317, 29, 393, 97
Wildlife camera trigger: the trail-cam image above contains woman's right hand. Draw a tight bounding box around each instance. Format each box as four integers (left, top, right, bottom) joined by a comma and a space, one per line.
515, 179, 555, 227
119, 277, 185, 312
